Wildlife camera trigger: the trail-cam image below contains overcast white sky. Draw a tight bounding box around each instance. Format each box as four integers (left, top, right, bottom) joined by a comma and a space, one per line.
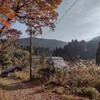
13, 0, 100, 42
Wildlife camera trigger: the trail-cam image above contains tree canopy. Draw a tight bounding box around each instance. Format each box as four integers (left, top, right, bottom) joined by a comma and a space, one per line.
0, 0, 62, 36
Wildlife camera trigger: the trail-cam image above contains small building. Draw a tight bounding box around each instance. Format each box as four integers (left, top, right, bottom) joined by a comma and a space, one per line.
0, 66, 22, 78
46, 57, 67, 68
33, 56, 68, 68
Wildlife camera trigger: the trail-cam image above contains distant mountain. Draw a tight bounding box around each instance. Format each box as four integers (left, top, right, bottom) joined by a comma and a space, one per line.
91, 36, 100, 41
87, 36, 100, 52
53, 36, 100, 60
83, 36, 100, 59
15, 37, 67, 50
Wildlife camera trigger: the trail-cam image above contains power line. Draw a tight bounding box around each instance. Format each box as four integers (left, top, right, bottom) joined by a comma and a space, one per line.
56, 0, 80, 24
34, 29, 51, 46
35, 0, 80, 46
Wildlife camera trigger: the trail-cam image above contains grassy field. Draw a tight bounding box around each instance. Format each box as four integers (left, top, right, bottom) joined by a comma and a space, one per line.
0, 60, 100, 100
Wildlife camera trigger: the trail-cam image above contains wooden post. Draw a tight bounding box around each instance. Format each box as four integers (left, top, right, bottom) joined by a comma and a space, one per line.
29, 29, 32, 81
27, 27, 35, 81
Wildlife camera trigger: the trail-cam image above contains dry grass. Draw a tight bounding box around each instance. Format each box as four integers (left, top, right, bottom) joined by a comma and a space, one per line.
0, 77, 22, 86
0, 60, 100, 100
65, 66, 100, 88
15, 69, 29, 80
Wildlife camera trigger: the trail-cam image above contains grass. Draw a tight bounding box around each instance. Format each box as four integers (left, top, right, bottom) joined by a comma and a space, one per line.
66, 66, 100, 89
0, 60, 100, 100
0, 77, 22, 86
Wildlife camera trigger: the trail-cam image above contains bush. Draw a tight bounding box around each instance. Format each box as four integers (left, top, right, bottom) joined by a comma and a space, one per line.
53, 87, 65, 94
12, 49, 29, 66
72, 87, 82, 94
49, 67, 67, 85
0, 51, 11, 66
81, 87, 99, 99
65, 67, 100, 89
37, 66, 55, 82
61, 95, 73, 100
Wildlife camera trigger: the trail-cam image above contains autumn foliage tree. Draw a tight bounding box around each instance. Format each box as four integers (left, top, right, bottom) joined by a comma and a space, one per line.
0, 0, 62, 55
0, 0, 62, 36
0, 0, 62, 68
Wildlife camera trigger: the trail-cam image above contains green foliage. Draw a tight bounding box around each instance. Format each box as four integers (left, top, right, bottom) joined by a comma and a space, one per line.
12, 49, 30, 66
0, 51, 11, 66
73, 87, 100, 99
53, 39, 97, 61
34, 47, 51, 56
61, 95, 73, 100
81, 87, 99, 99
72, 87, 82, 94
0, 48, 29, 67
37, 65, 55, 82
53, 87, 65, 94
50, 67, 67, 84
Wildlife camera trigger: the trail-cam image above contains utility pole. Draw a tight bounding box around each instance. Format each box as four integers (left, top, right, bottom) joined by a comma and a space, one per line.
29, 30, 32, 81
26, 27, 33, 81
27, 26, 36, 81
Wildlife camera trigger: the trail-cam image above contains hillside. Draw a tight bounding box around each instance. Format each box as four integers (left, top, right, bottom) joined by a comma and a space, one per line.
15, 36, 100, 60
91, 36, 100, 41
15, 37, 67, 50
53, 36, 100, 60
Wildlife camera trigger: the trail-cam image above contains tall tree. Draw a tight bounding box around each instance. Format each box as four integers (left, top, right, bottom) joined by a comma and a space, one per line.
0, 0, 62, 54
0, 0, 62, 81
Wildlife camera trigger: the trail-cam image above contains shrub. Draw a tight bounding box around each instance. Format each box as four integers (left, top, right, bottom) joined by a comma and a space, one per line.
49, 67, 67, 85
12, 49, 29, 66
37, 65, 55, 82
0, 51, 11, 66
53, 87, 65, 94
61, 95, 73, 100
81, 87, 99, 99
65, 67, 100, 89
72, 87, 82, 94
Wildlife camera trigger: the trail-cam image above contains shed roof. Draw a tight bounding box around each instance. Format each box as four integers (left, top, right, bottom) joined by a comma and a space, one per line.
47, 56, 67, 68
3, 66, 16, 73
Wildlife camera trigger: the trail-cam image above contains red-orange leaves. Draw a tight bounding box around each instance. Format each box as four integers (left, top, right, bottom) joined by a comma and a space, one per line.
6, 12, 15, 19
0, 17, 3, 22
5, 29, 22, 41
0, 0, 62, 36
3, 20, 11, 27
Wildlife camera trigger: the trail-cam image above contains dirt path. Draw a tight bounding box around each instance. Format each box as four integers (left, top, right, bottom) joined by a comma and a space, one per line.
0, 78, 90, 100
0, 81, 61, 100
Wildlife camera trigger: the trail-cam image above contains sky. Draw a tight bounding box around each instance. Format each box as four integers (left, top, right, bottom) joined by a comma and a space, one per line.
13, 0, 100, 42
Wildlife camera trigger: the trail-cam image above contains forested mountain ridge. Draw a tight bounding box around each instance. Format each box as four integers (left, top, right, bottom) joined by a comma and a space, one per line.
15, 37, 67, 50
90, 36, 100, 41
53, 36, 100, 60
15, 36, 100, 60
